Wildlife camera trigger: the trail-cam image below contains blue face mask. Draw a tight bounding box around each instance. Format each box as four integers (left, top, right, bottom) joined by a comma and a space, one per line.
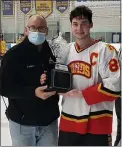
28, 31, 46, 45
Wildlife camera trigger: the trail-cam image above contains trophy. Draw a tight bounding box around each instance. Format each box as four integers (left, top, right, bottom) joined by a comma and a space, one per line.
44, 32, 72, 93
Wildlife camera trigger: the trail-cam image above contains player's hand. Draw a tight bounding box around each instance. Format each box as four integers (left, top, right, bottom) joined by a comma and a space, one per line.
35, 85, 56, 100
58, 89, 83, 98
40, 72, 47, 85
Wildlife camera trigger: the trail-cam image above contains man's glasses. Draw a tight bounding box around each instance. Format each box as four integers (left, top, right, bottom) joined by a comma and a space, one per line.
27, 26, 46, 32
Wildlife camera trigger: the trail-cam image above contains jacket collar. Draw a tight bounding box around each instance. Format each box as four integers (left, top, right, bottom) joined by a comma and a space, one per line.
21, 36, 49, 51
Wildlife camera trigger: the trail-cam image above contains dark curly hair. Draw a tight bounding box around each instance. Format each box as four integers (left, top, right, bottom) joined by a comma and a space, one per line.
70, 5, 92, 23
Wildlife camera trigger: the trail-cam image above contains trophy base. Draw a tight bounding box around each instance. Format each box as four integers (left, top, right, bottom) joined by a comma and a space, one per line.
44, 87, 70, 93
44, 69, 72, 93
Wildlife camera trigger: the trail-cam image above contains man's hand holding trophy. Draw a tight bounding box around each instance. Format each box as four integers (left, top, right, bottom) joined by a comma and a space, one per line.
41, 32, 72, 93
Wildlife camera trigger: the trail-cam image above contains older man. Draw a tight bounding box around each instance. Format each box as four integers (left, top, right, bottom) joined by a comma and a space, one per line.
0, 14, 59, 146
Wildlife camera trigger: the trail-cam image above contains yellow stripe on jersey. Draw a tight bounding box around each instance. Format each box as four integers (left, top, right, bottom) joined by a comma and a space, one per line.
98, 83, 120, 97
62, 113, 112, 123
61, 114, 88, 123
89, 113, 112, 119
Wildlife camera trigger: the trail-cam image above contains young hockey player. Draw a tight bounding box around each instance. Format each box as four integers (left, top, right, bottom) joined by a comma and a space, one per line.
58, 5, 121, 146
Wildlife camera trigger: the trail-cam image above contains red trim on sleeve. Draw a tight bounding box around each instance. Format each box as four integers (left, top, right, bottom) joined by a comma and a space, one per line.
82, 84, 117, 105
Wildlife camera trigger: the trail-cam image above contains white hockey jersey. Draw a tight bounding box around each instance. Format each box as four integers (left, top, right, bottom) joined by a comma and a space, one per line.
59, 40, 121, 134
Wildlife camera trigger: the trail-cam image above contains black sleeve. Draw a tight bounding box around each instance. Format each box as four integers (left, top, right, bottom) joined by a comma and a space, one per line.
0, 53, 37, 99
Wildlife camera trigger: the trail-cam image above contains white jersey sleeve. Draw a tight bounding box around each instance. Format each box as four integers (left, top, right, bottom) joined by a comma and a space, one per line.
82, 43, 120, 105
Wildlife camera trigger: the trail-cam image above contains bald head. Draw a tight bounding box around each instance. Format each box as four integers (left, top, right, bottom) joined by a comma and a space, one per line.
27, 14, 47, 26
25, 14, 48, 36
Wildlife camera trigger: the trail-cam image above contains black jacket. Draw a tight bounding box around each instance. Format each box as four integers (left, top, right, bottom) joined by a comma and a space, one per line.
0, 37, 59, 126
